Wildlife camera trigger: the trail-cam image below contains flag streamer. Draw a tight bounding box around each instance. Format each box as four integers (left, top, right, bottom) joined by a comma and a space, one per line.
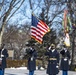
63, 10, 71, 47
64, 33, 70, 47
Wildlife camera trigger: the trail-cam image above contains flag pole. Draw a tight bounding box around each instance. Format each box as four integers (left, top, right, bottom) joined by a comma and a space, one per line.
32, 13, 41, 21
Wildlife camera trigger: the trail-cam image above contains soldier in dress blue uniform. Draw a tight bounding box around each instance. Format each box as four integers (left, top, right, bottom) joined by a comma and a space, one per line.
0, 44, 8, 75
27, 45, 37, 75
45, 44, 60, 75
60, 45, 70, 75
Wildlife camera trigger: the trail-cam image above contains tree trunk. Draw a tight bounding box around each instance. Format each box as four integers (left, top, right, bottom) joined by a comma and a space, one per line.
0, 23, 6, 46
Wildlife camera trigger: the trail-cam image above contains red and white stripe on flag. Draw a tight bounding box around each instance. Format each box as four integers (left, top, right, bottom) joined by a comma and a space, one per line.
31, 14, 50, 44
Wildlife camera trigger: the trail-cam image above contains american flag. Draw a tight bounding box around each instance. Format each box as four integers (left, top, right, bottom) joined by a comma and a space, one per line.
31, 14, 50, 44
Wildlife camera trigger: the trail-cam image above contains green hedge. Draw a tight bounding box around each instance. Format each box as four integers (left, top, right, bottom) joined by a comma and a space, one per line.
6, 59, 42, 68
6, 59, 28, 68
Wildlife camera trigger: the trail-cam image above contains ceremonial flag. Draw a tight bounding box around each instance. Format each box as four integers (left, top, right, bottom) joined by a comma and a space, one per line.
63, 10, 68, 33
63, 10, 71, 47
64, 33, 70, 47
31, 14, 50, 44
63, 10, 72, 33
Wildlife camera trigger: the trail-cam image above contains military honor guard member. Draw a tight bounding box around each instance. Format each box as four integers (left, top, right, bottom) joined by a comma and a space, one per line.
60, 45, 70, 75
27, 45, 37, 75
0, 44, 8, 75
45, 44, 60, 75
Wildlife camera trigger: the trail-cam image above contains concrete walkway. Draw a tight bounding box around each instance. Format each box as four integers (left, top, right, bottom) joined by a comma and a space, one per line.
5, 68, 76, 75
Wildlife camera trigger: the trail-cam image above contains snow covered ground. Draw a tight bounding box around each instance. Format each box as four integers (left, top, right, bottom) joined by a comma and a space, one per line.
5, 67, 76, 75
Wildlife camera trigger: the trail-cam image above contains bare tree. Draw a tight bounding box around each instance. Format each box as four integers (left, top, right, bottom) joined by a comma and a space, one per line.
3, 24, 30, 59
0, 0, 25, 46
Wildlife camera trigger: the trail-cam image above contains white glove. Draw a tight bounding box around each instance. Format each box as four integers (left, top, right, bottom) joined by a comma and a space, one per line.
64, 58, 67, 61
31, 57, 33, 61
56, 66, 59, 68
69, 59, 71, 65
1, 55, 4, 57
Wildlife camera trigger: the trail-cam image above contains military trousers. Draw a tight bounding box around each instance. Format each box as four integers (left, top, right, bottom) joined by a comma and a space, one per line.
0, 69, 5, 75
49, 74, 56, 75
62, 70, 68, 75
29, 70, 34, 75
0, 69, 2, 75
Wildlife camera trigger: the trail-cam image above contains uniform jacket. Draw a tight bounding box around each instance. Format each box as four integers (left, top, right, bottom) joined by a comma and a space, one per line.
0, 48, 8, 69
60, 49, 70, 71
27, 48, 37, 71
45, 49, 59, 74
